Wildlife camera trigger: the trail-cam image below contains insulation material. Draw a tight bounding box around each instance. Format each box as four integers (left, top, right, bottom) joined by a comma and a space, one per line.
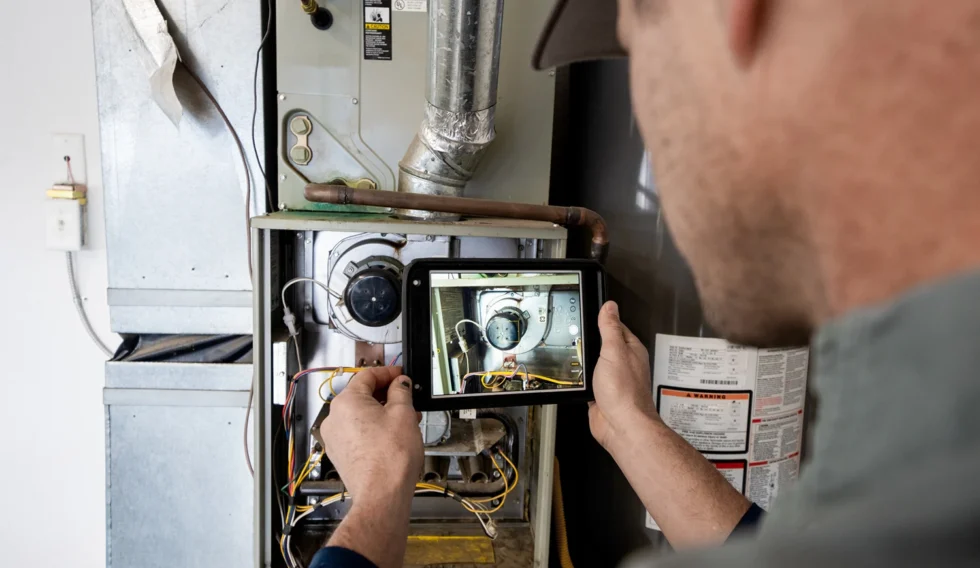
122, 0, 183, 127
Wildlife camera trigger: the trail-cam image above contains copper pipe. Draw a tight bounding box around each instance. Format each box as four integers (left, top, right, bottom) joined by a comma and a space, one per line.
305, 184, 609, 261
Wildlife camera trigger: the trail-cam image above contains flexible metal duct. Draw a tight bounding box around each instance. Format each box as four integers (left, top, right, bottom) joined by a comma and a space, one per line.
397, 0, 505, 219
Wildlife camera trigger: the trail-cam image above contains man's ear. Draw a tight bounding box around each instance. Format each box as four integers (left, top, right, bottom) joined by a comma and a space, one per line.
727, 0, 766, 68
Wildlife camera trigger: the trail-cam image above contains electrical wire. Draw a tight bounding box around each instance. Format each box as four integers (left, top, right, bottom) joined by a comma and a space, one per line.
552, 457, 575, 568
244, 374, 255, 476
251, 0, 275, 213
465, 371, 582, 387
66, 252, 115, 358
454, 319, 490, 351
181, 62, 254, 277
281, 277, 334, 312
280, 483, 501, 568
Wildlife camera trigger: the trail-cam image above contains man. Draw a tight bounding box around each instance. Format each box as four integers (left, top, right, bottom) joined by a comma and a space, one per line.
312, 0, 980, 566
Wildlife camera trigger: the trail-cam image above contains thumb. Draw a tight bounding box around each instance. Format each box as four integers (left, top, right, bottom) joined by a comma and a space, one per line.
598, 301, 626, 346
386, 375, 415, 408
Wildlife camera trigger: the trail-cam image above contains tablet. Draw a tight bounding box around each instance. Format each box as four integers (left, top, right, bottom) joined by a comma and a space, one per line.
403, 259, 604, 410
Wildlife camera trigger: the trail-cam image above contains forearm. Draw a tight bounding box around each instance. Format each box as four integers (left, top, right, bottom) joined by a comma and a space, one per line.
326, 490, 413, 568
607, 410, 751, 548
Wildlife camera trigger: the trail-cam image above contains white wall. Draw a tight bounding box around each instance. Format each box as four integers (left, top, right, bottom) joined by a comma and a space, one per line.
0, 2, 112, 567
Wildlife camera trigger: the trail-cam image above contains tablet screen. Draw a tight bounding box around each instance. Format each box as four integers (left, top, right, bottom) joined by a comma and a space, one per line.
428, 271, 587, 398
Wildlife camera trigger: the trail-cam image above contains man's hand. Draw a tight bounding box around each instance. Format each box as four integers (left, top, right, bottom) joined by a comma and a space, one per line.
589, 301, 660, 449
588, 302, 752, 548
321, 367, 422, 568
321, 366, 423, 501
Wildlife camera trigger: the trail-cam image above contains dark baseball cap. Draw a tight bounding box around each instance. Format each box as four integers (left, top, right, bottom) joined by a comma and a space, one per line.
532, 0, 626, 70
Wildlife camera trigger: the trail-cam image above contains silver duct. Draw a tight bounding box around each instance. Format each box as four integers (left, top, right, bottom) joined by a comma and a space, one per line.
397, 0, 505, 219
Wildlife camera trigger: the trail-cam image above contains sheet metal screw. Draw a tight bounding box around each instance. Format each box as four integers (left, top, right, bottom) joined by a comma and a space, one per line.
351, 98, 359, 105
413, 280, 420, 286
279, 202, 287, 210
280, 174, 287, 182
305, 238, 312, 245
278, 94, 287, 101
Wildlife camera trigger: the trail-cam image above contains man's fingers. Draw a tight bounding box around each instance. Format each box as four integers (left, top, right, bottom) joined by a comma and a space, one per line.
345, 367, 404, 399
386, 375, 415, 408
598, 301, 627, 346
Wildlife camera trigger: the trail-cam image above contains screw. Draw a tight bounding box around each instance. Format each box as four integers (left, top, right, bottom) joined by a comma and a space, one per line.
279, 202, 287, 210
492, 470, 501, 479
296, 233, 303, 239
351, 98, 359, 105
492, 499, 501, 506
305, 238, 312, 245
425, 235, 435, 241
549, 70, 556, 77
278, 371, 286, 378
279, 174, 287, 182
518, 245, 525, 251
278, 94, 286, 101
414, 383, 421, 390
413, 280, 420, 286
304, 304, 311, 311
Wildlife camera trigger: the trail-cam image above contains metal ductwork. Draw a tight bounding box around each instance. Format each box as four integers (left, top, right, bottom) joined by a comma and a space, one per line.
397, 0, 505, 219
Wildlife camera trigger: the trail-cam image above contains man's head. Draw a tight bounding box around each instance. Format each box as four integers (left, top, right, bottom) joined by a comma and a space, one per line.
538, 0, 980, 346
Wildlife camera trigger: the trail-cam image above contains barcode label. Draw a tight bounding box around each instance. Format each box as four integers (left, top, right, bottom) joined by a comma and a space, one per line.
700, 379, 740, 386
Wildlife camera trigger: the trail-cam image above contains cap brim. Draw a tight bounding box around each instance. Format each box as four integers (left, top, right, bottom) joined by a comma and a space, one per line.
532, 0, 626, 70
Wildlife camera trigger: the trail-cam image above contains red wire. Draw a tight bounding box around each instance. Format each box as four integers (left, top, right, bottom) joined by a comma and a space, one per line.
65, 157, 77, 186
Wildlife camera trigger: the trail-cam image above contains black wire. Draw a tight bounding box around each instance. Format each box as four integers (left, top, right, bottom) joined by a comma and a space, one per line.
181, 62, 255, 278
252, 0, 275, 213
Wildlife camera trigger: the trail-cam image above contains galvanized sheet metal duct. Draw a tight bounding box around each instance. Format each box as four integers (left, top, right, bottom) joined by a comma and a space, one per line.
398, 0, 505, 218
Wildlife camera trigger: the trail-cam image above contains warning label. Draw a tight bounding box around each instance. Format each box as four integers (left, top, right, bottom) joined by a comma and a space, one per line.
656, 387, 752, 454
750, 410, 803, 462
364, 0, 392, 60
654, 335, 754, 390
747, 452, 800, 510
393, 0, 426, 11
645, 334, 809, 531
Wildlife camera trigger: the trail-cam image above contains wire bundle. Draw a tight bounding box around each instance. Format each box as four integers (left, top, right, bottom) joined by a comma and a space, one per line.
280, 449, 519, 567
465, 369, 582, 394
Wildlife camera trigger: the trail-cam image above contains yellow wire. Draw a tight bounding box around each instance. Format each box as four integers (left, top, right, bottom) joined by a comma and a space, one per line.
465, 450, 519, 514
318, 370, 340, 401
480, 373, 507, 389
295, 452, 324, 491
469, 371, 581, 386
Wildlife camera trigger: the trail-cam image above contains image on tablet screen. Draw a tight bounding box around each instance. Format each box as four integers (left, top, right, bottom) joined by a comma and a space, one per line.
429, 271, 586, 398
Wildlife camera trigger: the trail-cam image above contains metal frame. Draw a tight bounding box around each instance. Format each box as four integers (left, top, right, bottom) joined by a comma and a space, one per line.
252, 214, 566, 567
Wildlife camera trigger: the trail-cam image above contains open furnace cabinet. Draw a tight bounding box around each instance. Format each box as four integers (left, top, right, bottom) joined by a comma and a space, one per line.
252, 215, 567, 567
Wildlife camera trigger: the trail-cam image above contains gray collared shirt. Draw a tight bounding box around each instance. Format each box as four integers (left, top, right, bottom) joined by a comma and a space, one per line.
628, 270, 980, 567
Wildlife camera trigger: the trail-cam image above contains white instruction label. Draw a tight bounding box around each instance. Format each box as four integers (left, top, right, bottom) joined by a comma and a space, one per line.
645, 335, 809, 531
657, 388, 751, 453
392, 0, 426, 11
